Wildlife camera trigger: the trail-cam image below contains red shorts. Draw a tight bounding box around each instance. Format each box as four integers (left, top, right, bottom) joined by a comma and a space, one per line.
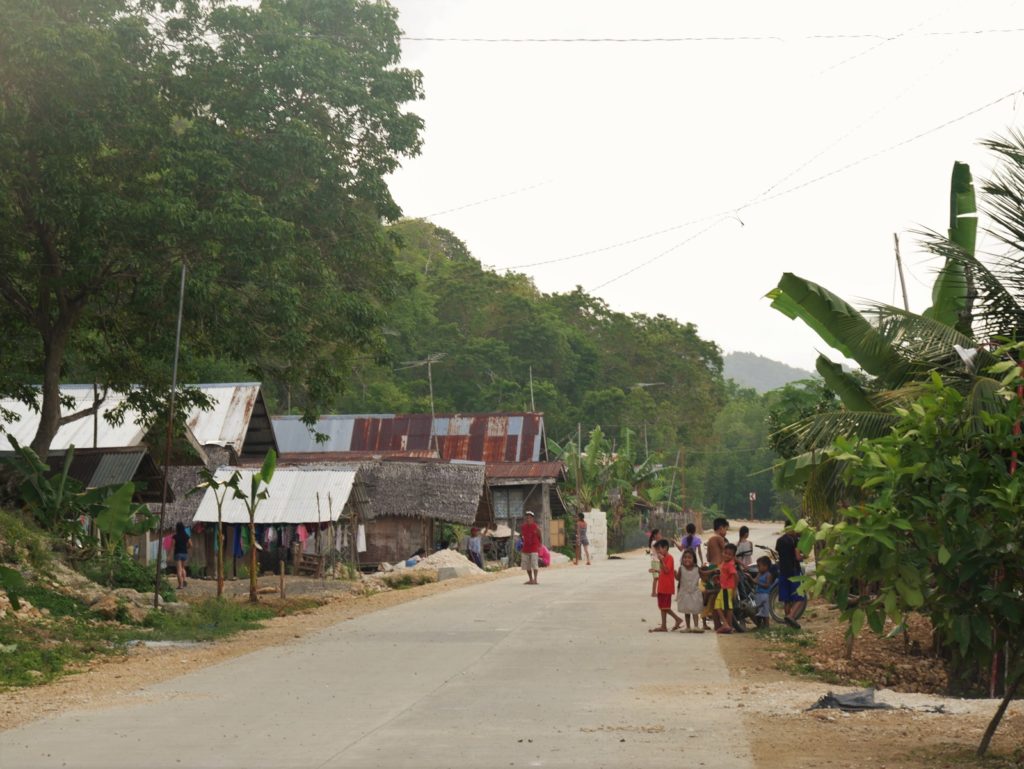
657, 593, 672, 610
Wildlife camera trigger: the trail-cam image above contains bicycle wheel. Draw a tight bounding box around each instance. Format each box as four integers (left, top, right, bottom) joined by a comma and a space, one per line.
790, 594, 808, 621
768, 583, 786, 623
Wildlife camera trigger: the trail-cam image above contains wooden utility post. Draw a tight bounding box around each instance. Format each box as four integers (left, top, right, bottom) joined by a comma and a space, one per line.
748, 491, 756, 522
894, 233, 910, 312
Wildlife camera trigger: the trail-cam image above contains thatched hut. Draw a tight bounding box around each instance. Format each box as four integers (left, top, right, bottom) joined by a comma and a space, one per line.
358, 461, 489, 567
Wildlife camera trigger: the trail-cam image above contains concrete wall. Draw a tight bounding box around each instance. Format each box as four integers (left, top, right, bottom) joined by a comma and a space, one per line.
583, 509, 608, 561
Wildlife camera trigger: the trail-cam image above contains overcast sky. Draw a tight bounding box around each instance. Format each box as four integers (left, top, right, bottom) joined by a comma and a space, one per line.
385, 0, 1024, 371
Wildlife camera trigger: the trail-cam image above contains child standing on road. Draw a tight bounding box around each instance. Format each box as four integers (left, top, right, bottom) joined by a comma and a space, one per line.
754, 555, 774, 629
678, 522, 705, 566
676, 548, 704, 632
714, 543, 739, 634
736, 526, 754, 568
649, 539, 683, 632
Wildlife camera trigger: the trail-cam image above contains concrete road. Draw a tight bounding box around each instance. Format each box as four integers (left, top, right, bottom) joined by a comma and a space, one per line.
0, 555, 753, 769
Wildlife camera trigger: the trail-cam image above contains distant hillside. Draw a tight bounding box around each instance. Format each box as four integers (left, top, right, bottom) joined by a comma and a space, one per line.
724, 351, 815, 393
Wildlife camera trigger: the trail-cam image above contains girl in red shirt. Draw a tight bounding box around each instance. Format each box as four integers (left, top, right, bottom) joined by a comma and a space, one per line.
649, 539, 684, 632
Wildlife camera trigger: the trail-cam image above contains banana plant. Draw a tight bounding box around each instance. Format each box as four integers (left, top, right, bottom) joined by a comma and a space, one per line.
767, 160, 1010, 519
193, 467, 241, 598
232, 450, 276, 603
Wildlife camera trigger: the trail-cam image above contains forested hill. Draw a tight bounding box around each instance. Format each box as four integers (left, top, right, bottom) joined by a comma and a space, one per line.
326, 219, 726, 456
723, 351, 814, 393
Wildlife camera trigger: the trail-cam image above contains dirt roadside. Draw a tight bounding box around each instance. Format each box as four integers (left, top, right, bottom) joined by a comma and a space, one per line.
718, 617, 1023, 768
0, 570, 512, 732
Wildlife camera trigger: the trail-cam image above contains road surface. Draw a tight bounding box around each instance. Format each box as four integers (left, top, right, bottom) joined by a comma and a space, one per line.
0, 551, 755, 769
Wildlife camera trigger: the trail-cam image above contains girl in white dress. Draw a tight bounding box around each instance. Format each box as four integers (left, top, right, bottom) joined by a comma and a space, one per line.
676, 548, 705, 632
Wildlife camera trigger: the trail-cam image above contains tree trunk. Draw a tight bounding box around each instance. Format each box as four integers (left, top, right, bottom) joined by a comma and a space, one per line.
30, 328, 71, 462
977, 669, 1021, 757
249, 521, 258, 603
216, 519, 224, 598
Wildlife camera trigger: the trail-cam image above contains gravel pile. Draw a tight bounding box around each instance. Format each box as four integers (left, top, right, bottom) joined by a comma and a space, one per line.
412, 549, 484, 573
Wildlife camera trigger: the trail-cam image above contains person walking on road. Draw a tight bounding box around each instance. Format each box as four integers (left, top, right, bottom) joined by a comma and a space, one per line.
172, 522, 191, 589
574, 512, 591, 565
520, 511, 542, 585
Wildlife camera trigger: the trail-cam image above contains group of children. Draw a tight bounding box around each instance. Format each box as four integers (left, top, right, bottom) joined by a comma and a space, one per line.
647, 519, 776, 634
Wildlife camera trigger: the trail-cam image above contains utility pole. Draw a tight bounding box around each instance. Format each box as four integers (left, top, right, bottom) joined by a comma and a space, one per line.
154, 262, 187, 609
748, 491, 756, 522
893, 233, 910, 312
528, 366, 535, 412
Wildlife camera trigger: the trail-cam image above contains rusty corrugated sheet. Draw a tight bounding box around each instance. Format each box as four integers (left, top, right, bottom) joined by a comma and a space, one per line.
273, 412, 545, 462
485, 461, 565, 480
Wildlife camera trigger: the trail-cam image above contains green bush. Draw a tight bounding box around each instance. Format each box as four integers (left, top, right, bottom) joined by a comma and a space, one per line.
382, 571, 436, 589
79, 552, 175, 604
0, 509, 53, 570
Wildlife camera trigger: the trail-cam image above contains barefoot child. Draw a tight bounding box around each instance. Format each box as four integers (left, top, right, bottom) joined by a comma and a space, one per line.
754, 555, 775, 629
676, 548, 704, 632
714, 543, 739, 634
649, 539, 683, 632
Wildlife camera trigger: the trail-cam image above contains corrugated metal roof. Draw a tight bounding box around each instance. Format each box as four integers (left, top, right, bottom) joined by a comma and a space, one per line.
272, 412, 546, 462
485, 461, 566, 481
0, 383, 265, 453
192, 468, 358, 524
184, 383, 263, 453
42, 447, 152, 489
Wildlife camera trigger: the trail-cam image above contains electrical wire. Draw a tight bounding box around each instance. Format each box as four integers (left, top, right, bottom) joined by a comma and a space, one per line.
421, 180, 553, 218
584, 87, 1021, 291
401, 28, 1024, 44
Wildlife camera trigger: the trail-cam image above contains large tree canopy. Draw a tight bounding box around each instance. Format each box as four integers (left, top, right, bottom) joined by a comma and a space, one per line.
332, 219, 727, 459
0, 0, 423, 457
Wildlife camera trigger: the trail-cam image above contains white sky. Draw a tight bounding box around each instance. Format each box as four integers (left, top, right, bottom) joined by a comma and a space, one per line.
385, 0, 1024, 371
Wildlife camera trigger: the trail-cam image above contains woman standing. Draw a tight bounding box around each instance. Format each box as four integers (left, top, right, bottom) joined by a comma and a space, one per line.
575, 512, 591, 565
172, 522, 191, 589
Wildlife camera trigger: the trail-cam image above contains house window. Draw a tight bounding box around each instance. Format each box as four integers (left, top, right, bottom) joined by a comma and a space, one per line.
492, 487, 526, 520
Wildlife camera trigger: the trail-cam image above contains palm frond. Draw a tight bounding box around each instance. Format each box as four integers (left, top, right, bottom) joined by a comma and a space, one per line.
781, 409, 900, 453
862, 302, 999, 372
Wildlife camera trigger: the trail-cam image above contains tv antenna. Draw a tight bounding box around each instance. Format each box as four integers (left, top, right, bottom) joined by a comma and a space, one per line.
399, 353, 447, 453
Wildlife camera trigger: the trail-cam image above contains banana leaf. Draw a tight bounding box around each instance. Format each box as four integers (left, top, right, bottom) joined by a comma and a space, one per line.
768, 273, 910, 387
924, 161, 976, 334
815, 354, 874, 412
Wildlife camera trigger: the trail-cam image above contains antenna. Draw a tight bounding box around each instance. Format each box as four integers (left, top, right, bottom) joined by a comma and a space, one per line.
399, 353, 447, 454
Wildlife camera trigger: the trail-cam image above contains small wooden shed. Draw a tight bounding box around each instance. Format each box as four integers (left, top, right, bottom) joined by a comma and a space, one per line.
358, 461, 488, 567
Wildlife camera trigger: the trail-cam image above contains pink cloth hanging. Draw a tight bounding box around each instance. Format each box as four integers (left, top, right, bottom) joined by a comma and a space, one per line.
162, 535, 173, 551
297, 524, 308, 543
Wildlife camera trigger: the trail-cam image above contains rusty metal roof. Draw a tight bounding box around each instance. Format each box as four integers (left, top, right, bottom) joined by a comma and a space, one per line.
264, 450, 441, 466
272, 413, 546, 462
484, 461, 566, 482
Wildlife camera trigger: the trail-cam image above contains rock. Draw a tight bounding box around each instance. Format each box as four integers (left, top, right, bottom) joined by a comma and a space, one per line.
88, 594, 122, 620
436, 565, 479, 581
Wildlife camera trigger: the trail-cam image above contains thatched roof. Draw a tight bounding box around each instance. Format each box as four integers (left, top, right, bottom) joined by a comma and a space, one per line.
155, 466, 204, 530
359, 461, 485, 525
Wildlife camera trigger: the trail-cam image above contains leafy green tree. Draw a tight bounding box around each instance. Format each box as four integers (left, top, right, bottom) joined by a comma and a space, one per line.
701, 385, 780, 519
800, 366, 1024, 756
0, 0, 423, 458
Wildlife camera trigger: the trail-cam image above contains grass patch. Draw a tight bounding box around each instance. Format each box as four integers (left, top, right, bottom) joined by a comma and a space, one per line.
144, 599, 275, 642
0, 585, 137, 688
0, 509, 53, 570
382, 571, 436, 590
79, 552, 176, 604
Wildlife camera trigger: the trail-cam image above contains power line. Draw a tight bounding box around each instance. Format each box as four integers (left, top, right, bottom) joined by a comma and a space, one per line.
421, 180, 552, 218
584, 87, 1021, 291
402, 28, 1024, 44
